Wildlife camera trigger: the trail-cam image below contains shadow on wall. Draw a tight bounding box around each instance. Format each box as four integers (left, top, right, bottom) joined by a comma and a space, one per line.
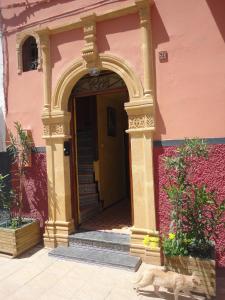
1, 0, 130, 33
151, 3, 169, 139
206, 0, 225, 42
22, 151, 48, 233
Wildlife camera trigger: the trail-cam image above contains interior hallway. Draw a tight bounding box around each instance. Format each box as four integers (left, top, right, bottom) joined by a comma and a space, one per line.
80, 200, 132, 234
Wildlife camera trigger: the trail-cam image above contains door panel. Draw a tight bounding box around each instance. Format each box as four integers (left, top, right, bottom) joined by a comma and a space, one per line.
96, 92, 128, 208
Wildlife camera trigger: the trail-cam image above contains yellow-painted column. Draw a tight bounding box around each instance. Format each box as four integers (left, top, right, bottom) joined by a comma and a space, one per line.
42, 112, 74, 248
135, 0, 154, 99
125, 100, 160, 265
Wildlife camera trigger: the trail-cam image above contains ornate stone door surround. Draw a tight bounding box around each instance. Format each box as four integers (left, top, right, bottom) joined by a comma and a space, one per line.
17, 0, 160, 264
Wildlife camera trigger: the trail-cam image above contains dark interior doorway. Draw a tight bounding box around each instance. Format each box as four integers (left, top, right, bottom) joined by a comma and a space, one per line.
69, 71, 132, 231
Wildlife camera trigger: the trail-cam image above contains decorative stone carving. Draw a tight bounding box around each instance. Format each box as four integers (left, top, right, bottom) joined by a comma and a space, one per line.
129, 114, 154, 129
81, 14, 99, 68
51, 124, 64, 136
16, 30, 42, 74
135, 0, 149, 26
43, 125, 50, 136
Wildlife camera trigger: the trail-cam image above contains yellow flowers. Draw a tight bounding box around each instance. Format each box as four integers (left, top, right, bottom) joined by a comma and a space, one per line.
143, 235, 159, 249
169, 233, 176, 240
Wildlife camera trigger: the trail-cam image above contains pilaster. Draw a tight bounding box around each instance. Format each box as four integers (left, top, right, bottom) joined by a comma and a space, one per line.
135, 0, 154, 100
125, 99, 160, 265
38, 29, 51, 113
42, 111, 74, 248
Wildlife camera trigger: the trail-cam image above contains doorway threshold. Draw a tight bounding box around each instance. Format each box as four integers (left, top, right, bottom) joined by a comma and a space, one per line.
79, 199, 132, 235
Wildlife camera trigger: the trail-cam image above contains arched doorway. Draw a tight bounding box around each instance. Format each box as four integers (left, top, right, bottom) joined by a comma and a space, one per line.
42, 54, 159, 264
68, 71, 132, 232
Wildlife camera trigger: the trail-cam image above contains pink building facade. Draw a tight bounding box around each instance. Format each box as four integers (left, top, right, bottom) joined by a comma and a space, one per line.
1, 0, 225, 267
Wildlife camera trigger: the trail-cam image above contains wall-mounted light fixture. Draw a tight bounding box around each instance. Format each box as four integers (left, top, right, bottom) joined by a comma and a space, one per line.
88, 67, 101, 77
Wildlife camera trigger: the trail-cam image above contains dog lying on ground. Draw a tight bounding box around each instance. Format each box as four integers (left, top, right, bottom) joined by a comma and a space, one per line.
133, 268, 202, 300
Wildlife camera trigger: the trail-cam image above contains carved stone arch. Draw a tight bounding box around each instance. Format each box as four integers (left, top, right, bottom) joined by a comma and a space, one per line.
52, 54, 144, 111
16, 31, 42, 74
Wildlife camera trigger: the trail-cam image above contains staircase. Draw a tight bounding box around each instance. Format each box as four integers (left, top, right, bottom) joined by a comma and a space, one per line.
77, 130, 100, 222
49, 231, 141, 271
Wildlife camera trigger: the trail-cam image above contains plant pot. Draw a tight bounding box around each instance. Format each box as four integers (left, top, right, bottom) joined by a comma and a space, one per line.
164, 255, 215, 298
0, 219, 40, 257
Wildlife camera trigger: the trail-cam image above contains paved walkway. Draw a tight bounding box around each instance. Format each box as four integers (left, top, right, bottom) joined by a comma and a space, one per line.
0, 246, 208, 300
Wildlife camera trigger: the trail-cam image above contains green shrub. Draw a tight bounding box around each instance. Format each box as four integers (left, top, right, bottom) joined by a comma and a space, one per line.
163, 138, 225, 258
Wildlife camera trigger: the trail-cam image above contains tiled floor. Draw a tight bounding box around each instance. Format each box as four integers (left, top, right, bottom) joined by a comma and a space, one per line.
0, 245, 210, 300
80, 200, 132, 234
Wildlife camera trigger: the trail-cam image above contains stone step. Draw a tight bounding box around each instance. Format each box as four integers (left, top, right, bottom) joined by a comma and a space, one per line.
69, 231, 130, 252
79, 183, 97, 195
79, 193, 99, 206
49, 245, 141, 271
78, 174, 94, 184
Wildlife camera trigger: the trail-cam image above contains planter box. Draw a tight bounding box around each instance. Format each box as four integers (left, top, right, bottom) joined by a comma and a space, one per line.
0, 220, 40, 257
164, 256, 215, 297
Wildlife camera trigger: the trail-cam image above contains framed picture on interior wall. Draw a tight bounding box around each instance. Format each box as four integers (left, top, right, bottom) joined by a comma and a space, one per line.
107, 106, 116, 137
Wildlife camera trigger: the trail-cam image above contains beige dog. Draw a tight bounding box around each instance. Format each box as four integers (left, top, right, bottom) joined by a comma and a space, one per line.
133, 268, 201, 300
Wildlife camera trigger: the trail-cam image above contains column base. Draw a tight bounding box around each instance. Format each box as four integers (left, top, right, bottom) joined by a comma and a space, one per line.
43, 219, 75, 248
130, 227, 162, 266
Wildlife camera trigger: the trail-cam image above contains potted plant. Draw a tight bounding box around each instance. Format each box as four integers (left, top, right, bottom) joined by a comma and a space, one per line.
0, 122, 40, 257
161, 138, 225, 297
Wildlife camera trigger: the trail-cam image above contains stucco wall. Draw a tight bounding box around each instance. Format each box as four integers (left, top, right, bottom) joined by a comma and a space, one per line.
1, 0, 225, 145
1, 0, 225, 265
19, 151, 48, 231
152, 0, 225, 140
154, 143, 225, 267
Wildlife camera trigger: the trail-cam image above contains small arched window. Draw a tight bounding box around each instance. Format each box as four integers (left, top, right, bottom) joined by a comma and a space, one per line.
22, 36, 38, 72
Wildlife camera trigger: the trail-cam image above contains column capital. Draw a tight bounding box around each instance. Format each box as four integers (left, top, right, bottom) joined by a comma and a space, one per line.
42, 111, 71, 139
125, 100, 155, 133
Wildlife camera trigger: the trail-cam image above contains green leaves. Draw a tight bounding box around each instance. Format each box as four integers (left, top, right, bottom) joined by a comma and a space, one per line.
6, 122, 33, 226
0, 173, 14, 212
163, 138, 224, 259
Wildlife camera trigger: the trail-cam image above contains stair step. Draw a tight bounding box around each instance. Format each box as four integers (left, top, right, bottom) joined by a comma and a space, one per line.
79, 193, 99, 206
77, 138, 93, 146
77, 146, 93, 153
79, 183, 97, 195
78, 155, 94, 164
69, 231, 130, 252
77, 131, 92, 138
78, 174, 94, 184
49, 245, 141, 271
78, 165, 94, 175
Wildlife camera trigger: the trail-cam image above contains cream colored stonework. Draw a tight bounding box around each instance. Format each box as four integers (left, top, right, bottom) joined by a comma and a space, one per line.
81, 14, 99, 69
27, 0, 160, 264
16, 29, 43, 74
